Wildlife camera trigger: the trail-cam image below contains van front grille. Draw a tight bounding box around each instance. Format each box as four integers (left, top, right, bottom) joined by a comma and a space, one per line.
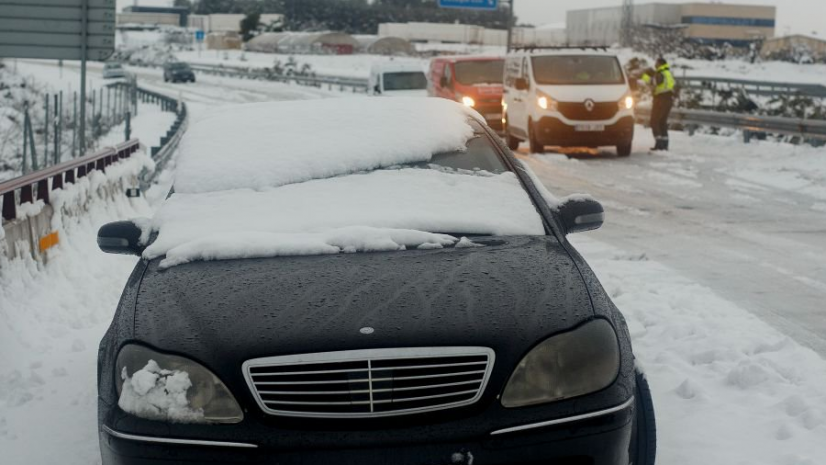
243, 347, 495, 418
558, 101, 618, 121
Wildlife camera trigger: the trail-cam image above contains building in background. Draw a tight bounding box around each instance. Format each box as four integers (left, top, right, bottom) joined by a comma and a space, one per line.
246, 32, 360, 55
378, 22, 565, 47
567, 2, 776, 47
117, 12, 180, 29
122, 5, 189, 27
188, 14, 284, 34
761, 35, 826, 61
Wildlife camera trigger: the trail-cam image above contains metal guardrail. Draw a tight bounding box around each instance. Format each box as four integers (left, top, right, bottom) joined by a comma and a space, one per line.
1, 139, 140, 221
1, 85, 188, 223
186, 63, 370, 93
133, 86, 188, 186
677, 76, 826, 99
636, 106, 826, 142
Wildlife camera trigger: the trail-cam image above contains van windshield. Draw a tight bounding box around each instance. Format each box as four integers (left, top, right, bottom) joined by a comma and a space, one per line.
454, 60, 504, 86
383, 72, 428, 91
531, 56, 625, 85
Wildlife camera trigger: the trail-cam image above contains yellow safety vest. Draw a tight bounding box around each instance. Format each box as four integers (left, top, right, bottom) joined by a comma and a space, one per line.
643, 64, 676, 96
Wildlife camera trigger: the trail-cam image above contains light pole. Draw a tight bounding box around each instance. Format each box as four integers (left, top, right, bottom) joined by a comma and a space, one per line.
505, 0, 515, 52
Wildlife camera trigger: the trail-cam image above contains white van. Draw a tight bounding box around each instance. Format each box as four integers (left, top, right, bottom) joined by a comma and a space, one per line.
369, 61, 428, 97
502, 48, 635, 156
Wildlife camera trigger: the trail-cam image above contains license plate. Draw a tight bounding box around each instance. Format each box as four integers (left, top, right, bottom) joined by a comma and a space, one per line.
486, 113, 501, 120
575, 124, 605, 132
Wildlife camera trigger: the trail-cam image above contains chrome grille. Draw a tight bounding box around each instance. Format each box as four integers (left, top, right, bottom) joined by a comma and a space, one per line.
243, 347, 495, 418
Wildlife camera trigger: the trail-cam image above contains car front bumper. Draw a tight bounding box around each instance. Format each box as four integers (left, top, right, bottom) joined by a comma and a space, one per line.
535, 116, 634, 148
99, 397, 633, 465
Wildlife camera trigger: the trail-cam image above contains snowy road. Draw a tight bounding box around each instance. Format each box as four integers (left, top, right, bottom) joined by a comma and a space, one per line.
523, 132, 826, 357
2, 59, 826, 465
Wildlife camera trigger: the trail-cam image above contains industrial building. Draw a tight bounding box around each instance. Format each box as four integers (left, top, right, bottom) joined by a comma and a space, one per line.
122, 5, 189, 27
187, 14, 284, 34
567, 2, 776, 47
378, 22, 566, 47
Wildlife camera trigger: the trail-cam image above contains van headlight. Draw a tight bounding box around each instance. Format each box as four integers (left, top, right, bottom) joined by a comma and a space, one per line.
116, 344, 243, 424
461, 95, 476, 107
620, 95, 635, 110
536, 91, 557, 111
501, 319, 620, 408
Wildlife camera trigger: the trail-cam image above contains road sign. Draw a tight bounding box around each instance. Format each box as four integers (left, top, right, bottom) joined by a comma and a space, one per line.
0, 0, 117, 162
0, 0, 116, 61
438, 0, 499, 10
195, 30, 205, 42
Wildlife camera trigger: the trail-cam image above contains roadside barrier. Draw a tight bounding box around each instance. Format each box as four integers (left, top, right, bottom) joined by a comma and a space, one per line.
0, 85, 187, 263
636, 106, 826, 144
186, 63, 369, 93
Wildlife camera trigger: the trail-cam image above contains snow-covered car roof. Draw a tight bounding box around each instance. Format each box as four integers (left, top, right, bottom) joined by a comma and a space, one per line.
174, 98, 481, 194
143, 98, 543, 267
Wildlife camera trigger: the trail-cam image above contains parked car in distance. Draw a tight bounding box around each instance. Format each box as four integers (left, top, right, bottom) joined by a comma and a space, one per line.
429, 56, 505, 132
369, 61, 428, 97
503, 47, 636, 156
102, 62, 126, 79
163, 62, 195, 83
96, 98, 656, 465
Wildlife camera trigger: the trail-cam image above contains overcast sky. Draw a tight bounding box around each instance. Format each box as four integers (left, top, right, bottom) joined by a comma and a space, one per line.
515, 0, 825, 38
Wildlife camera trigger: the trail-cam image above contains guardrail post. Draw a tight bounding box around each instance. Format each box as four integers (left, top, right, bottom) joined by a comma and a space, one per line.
743, 130, 752, 144
2, 192, 15, 221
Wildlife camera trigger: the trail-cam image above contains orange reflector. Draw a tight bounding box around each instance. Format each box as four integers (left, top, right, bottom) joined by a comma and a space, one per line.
39, 231, 59, 253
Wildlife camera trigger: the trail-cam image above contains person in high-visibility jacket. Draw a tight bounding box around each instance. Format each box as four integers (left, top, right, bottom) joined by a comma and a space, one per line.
642, 58, 676, 151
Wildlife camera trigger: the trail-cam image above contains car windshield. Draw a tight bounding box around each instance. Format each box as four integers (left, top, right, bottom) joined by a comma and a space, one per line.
383, 71, 428, 91
454, 60, 504, 86
105, 63, 121, 69
531, 55, 625, 85
169, 63, 190, 70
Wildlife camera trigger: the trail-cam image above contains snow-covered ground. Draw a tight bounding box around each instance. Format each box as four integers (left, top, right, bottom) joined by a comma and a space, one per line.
2, 53, 826, 465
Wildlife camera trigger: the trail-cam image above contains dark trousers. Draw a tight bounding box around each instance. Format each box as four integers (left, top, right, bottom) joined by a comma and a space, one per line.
651, 93, 674, 150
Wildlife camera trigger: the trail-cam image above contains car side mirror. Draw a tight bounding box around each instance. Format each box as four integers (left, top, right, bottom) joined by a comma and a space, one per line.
97, 220, 146, 255
558, 196, 604, 234
515, 77, 529, 91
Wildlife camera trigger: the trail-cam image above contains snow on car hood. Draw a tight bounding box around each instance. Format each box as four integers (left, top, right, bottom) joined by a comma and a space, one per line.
537, 84, 628, 103
173, 98, 479, 194
144, 168, 545, 268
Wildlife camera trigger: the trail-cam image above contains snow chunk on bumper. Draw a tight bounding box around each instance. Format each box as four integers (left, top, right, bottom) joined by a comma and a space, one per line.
144, 169, 544, 267
174, 98, 478, 194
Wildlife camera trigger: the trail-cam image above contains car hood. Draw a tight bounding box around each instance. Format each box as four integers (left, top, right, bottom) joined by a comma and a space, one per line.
538, 83, 628, 103
133, 236, 593, 381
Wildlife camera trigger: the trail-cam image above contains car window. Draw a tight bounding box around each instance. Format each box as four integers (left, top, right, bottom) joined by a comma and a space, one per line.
383, 72, 428, 91
405, 134, 509, 174
454, 60, 504, 86
531, 56, 625, 85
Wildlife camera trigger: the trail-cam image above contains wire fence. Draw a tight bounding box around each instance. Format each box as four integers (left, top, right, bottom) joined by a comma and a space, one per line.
15, 78, 139, 177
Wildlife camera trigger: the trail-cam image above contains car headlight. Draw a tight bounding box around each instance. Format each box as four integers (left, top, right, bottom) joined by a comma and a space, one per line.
620, 95, 635, 110
501, 319, 620, 408
461, 95, 476, 107
116, 344, 243, 424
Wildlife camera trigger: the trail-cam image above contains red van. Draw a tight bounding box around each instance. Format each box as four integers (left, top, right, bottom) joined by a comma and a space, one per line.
428, 56, 505, 131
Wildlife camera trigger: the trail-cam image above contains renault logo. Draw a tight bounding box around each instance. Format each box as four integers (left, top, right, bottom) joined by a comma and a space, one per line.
359, 327, 375, 335
584, 99, 595, 112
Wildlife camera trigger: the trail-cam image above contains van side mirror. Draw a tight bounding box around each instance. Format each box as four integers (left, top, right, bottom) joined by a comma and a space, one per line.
558, 196, 604, 234
97, 220, 146, 255
514, 77, 529, 91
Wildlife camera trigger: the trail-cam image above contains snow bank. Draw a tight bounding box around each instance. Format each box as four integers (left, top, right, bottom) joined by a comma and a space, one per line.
118, 360, 203, 423
574, 237, 826, 465
173, 98, 478, 194
145, 168, 544, 267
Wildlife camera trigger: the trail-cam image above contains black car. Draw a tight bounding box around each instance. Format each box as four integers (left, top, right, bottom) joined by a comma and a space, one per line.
163, 62, 195, 83
96, 100, 656, 465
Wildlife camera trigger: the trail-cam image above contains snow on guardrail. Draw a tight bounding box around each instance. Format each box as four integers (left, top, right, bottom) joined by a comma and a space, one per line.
0, 86, 188, 264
